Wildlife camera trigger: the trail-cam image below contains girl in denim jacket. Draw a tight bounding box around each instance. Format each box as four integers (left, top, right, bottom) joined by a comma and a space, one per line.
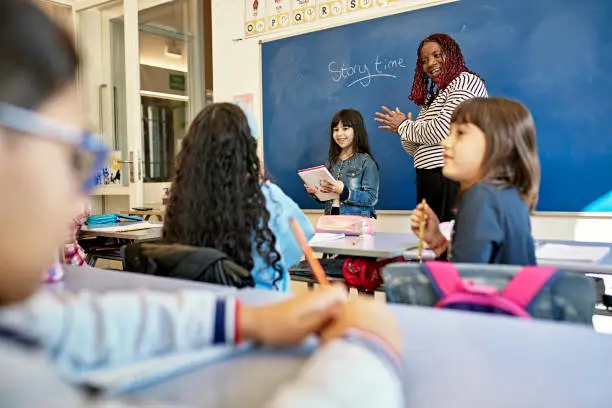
306, 109, 380, 218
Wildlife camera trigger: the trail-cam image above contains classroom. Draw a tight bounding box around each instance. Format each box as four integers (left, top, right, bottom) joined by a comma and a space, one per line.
1, 0, 611, 406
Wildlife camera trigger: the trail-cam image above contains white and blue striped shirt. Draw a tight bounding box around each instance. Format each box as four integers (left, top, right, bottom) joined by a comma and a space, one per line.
398, 71, 488, 169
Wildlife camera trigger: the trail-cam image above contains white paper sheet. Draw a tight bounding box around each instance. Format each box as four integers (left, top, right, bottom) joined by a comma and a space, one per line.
536, 243, 610, 263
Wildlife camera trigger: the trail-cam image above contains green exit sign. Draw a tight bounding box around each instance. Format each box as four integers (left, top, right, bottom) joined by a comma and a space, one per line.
169, 74, 186, 91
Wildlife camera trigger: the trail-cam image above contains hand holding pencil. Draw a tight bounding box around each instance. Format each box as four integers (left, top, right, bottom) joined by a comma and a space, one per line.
410, 200, 443, 251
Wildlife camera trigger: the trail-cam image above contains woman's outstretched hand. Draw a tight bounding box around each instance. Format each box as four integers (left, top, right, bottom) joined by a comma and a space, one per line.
374, 106, 412, 134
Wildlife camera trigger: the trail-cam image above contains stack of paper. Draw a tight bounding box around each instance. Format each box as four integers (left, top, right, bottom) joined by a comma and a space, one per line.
309, 233, 346, 245
536, 243, 610, 263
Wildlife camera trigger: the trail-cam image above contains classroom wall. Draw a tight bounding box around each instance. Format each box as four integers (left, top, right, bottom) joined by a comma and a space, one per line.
211, 0, 612, 242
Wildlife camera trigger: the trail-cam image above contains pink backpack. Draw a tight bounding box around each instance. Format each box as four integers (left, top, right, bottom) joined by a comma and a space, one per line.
423, 261, 556, 318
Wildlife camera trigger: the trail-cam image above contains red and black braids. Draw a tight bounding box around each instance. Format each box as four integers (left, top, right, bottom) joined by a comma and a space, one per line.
408, 33, 483, 107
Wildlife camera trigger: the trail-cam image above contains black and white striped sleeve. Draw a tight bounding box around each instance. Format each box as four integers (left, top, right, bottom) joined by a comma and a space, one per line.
399, 131, 418, 156
398, 75, 487, 146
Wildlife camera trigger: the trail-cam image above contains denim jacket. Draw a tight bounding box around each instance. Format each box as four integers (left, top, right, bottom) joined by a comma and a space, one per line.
312, 153, 379, 218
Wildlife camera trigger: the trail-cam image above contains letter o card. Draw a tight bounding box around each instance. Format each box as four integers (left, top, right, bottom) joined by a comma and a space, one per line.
245, 0, 266, 36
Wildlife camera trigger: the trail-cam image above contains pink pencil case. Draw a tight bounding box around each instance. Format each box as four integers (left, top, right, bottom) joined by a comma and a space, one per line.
315, 215, 374, 236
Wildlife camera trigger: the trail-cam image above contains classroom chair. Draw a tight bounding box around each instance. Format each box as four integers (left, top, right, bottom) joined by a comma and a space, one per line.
121, 243, 254, 288
78, 236, 124, 268
383, 262, 597, 325
289, 258, 385, 295
290, 258, 346, 290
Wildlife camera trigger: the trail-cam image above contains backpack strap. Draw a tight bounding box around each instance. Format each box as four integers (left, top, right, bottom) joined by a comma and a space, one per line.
501, 266, 557, 309
422, 261, 465, 297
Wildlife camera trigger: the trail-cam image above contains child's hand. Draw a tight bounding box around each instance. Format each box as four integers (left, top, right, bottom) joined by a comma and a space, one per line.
240, 285, 347, 347
304, 184, 318, 195
320, 297, 403, 356
411, 201, 444, 247
320, 180, 344, 195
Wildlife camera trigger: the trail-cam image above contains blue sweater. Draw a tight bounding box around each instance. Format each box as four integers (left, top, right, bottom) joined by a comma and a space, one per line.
449, 183, 536, 265
253, 183, 315, 291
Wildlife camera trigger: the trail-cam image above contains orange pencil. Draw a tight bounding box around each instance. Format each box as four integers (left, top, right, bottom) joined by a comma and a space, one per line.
289, 218, 330, 286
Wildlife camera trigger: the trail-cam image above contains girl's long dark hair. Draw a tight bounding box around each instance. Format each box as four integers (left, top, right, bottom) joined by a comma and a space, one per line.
329, 109, 377, 167
163, 103, 283, 287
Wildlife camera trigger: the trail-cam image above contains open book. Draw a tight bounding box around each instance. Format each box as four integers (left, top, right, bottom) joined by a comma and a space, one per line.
298, 165, 337, 201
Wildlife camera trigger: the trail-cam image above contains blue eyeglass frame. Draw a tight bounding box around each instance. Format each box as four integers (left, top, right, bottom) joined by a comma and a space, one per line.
0, 102, 108, 192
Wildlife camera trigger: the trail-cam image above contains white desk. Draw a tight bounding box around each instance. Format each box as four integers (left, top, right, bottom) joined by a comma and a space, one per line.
310, 232, 419, 258
80, 223, 163, 242
128, 288, 612, 408
536, 239, 612, 273
43, 265, 235, 295
402, 239, 612, 272
40, 269, 612, 407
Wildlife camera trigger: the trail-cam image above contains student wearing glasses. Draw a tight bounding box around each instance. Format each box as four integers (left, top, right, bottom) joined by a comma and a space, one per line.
0, 1, 404, 407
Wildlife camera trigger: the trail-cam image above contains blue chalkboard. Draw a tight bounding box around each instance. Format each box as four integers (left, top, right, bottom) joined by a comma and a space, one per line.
262, 0, 612, 212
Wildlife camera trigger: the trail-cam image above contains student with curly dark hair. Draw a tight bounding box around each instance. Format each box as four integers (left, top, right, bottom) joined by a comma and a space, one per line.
375, 33, 487, 222
163, 102, 313, 291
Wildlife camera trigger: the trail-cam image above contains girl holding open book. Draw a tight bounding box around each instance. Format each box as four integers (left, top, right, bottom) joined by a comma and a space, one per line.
305, 109, 380, 218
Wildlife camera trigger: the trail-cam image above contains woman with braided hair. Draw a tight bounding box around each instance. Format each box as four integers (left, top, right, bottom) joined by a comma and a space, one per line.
375, 33, 487, 222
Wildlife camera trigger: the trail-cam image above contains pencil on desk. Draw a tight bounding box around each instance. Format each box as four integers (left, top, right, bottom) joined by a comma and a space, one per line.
289, 218, 330, 286
417, 199, 426, 262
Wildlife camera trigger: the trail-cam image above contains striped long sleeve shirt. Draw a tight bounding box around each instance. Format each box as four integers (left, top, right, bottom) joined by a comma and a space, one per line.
398, 71, 488, 169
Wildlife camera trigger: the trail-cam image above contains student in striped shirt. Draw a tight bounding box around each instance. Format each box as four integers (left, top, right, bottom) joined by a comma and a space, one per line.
375, 33, 488, 222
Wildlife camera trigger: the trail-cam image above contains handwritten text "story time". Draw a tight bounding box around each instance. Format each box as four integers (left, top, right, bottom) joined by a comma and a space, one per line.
328, 55, 409, 88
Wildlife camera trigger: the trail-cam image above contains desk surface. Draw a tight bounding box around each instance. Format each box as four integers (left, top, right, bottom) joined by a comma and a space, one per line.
80, 224, 163, 241
537, 239, 612, 273
131, 288, 612, 408
403, 239, 612, 274
44, 268, 612, 407
310, 232, 419, 258
43, 265, 234, 295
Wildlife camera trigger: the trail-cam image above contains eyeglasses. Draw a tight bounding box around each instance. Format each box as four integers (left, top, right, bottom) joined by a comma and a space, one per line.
0, 102, 108, 192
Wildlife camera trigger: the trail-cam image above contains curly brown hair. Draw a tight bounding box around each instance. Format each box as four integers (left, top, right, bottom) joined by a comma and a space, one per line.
163, 103, 283, 287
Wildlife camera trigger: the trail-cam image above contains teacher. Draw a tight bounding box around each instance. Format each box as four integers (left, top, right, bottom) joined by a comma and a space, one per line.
375, 33, 487, 222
